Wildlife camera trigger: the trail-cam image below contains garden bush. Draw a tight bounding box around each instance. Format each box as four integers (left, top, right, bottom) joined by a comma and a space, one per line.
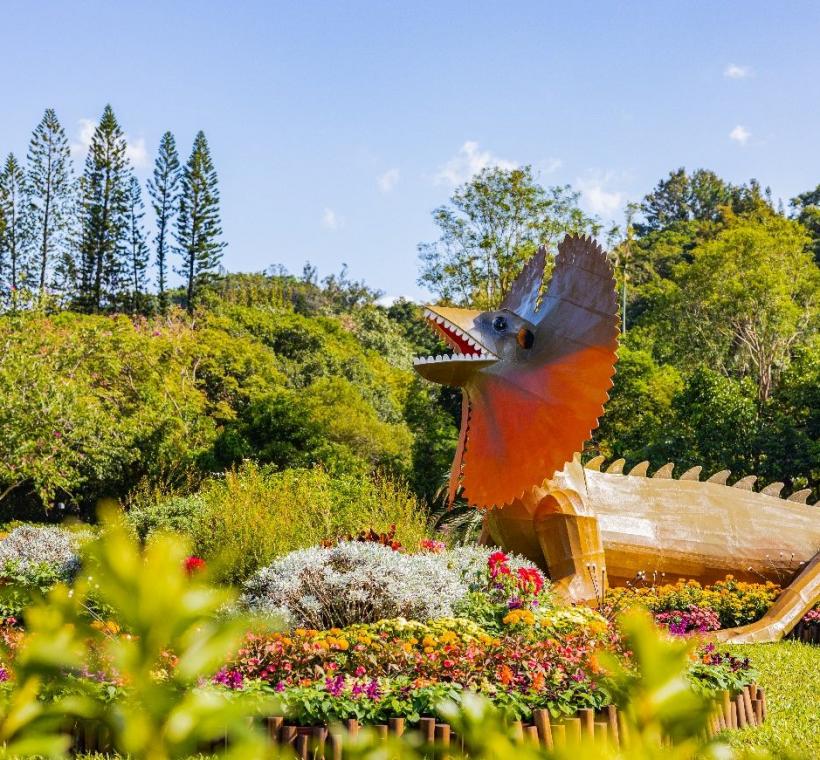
125, 493, 206, 540
243, 543, 485, 627
0, 524, 88, 616
241, 544, 546, 628
133, 462, 431, 583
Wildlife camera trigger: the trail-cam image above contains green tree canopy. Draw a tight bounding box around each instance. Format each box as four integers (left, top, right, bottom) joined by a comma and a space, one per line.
418, 165, 599, 308
654, 215, 817, 402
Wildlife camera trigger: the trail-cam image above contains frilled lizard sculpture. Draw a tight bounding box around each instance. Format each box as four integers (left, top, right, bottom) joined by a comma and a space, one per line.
414, 234, 819, 643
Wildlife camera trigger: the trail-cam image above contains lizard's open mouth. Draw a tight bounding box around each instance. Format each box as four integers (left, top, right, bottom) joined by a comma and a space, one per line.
412, 307, 497, 385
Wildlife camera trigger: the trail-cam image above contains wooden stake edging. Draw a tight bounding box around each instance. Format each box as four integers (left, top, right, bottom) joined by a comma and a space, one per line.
66, 688, 767, 755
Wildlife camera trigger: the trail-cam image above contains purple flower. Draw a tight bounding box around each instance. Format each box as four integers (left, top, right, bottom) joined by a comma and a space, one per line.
655, 607, 720, 636
507, 597, 522, 610
364, 679, 381, 700
325, 675, 345, 697
212, 668, 244, 689
0, 666, 8, 683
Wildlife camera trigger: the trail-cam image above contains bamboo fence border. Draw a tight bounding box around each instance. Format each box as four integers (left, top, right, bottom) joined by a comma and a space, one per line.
68, 685, 767, 756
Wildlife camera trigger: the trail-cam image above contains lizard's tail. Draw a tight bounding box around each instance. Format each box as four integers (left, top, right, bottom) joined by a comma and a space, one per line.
715, 551, 820, 643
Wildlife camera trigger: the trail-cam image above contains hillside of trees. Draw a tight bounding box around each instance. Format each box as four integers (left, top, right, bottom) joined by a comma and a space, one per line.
0, 108, 817, 519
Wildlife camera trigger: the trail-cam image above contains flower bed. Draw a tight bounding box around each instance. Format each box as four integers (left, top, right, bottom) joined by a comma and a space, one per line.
221, 616, 614, 722
0, 531, 771, 759
604, 576, 783, 632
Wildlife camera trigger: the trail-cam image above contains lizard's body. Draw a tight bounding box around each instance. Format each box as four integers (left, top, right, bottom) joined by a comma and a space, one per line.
414, 235, 819, 643
485, 459, 818, 590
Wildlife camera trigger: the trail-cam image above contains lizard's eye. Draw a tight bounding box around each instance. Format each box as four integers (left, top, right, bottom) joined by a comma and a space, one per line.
492, 316, 508, 332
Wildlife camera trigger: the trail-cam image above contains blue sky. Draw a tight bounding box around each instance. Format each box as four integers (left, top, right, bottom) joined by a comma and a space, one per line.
3, 1, 819, 300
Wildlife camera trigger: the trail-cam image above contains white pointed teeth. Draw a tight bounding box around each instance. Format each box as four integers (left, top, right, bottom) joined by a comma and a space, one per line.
419, 309, 497, 365
412, 353, 495, 365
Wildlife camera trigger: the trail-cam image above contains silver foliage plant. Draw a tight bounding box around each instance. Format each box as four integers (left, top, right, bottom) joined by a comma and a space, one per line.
241, 542, 537, 629
0, 525, 85, 583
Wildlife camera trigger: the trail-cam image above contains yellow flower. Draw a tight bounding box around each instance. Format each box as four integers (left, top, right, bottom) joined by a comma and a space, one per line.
502, 609, 535, 626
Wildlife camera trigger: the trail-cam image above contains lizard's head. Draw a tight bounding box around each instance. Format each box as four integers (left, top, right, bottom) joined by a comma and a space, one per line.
413, 235, 619, 508
413, 306, 536, 386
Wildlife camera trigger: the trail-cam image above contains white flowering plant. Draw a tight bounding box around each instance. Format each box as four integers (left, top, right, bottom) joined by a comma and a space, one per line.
240, 542, 544, 629
0, 525, 88, 616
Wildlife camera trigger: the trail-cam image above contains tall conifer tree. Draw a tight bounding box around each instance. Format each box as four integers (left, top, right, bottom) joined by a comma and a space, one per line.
147, 131, 180, 313
78, 105, 131, 312
26, 108, 73, 294
175, 131, 224, 313
125, 175, 149, 313
0, 154, 29, 292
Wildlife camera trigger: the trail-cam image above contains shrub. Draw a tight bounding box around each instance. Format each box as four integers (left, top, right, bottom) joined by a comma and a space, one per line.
243, 542, 537, 628
175, 463, 430, 583
242, 542, 467, 627
126, 493, 206, 540
0, 524, 88, 616
241, 544, 542, 628
0, 525, 84, 583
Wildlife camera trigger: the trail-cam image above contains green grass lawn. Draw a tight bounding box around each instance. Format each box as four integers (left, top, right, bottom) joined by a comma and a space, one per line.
726, 640, 819, 758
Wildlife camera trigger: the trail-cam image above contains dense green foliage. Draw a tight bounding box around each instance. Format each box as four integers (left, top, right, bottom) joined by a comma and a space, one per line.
0, 271, 457, 521
590, 172, 819, 496
128, 462, 430, 583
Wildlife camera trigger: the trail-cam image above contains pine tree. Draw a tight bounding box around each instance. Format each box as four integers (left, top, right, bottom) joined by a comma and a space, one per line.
26, 108, 73, 294
147, 131, 180, 313
78, 105, 131, 312
175, 131, 225, 314
0, 153, 29, 293
125, 175, 149, 313
51, 176, 84, 303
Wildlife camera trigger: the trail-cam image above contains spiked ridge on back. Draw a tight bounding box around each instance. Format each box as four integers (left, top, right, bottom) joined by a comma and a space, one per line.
581, 456, 816, 504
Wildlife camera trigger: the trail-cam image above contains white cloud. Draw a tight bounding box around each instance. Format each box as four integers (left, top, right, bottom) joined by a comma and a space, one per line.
70, 118, 96, 160
71, 117, 149, 169
729, 125, 751, 145
321, 207, 342, 230
577, 173, 625, 218
377, 168, 400, 193
724, 63, 752, 79
435, 141, 517, 186
125, 137, 149, 168
541, 157, 563, 174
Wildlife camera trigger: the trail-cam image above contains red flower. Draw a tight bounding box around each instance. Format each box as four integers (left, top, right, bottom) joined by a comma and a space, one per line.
184, 556, 206, 575
488, 551, 511, 578
516, 567, 544, 594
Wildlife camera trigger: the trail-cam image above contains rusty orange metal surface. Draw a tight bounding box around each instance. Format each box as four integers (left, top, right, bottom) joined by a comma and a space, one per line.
414, 234, 820, 642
